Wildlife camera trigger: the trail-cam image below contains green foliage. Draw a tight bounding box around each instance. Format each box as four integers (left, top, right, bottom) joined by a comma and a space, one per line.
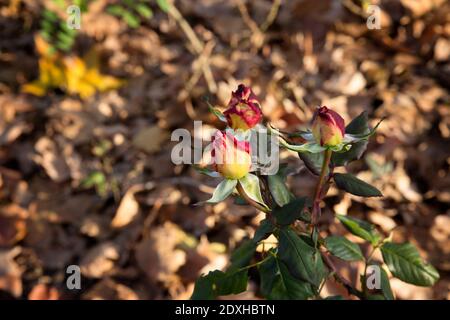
205, 179, 237, 204
206, 100, 227, 122
380, 266, 395, 300
156, 0, 170, 12
381, 242, 439, 286
259, 254, 315, 300
229, 240, 257, 270
336, 214, 381, 246
238, 174, 268, 210
191, 269, 248, 300
107, 0, 157, 28
273, 197, 309, 225
253, 219, 274, 243
334, 173, 383, 197
39, 1, 91, 53
267, 168, 293, 207
277, 228, 327, 288
332, 111, 370, 166
40, 9, 77, 53
191, 99, 439, 300
298, 151, 324, 176
81, 171, 107, 197
324, 236, 364, 261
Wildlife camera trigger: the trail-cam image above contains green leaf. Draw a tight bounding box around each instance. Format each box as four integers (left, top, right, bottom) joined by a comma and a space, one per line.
205, 179, 237, 204
56, 31, 75, 45
74, 0, 89, 12
43, 9, 59, 22
268, 125, 325, 155
81, 171, 107, 196
193, 165, 221, 178
273, 197, 308, 226
135, 4, 153, 18
41, 19, 55, 34
53, 0, 65, 9
60, 21, 77, 34
336, 214, 381, 245
107, 5, 126, 17
156, 0, 170, 12
259, 255, 315, 300
253, 219, 274, 243
238, 174, 268, 210
191, 269, 248, 300
267, 173, 292, 207
190, 272, 216, 300
380, 242, 439, 287
278, 228, 327, 287
229, 240, 257, 270
123, 0, 135, 7
298, 151, 324, 176
216, 270, 248, 296
324, 236, 364, 261
380, 267, 394, 300
205, 99, 227, 122
334, 173, 382, 197
332, 111, 370, 166
122, 11, 140, 28
280, 140, 326, 154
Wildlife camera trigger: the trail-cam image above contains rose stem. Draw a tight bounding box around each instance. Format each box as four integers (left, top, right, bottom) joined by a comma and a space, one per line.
311, 149, 332, 225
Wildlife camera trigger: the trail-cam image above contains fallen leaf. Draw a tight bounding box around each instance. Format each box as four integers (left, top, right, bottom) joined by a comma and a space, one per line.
28, 283, 59, 300
33, 137, 70, 183
135, 222, 187, 283
0, 248, 22, 298
83, 278, 139, 300
0, 215, 26, 246
132, 126, 169, 154
111, 185, 144, 228
80, 242, 120, 278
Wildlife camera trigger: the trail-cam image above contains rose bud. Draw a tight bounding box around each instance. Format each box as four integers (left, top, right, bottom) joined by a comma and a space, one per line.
211, 131, 252, 179
223, 84, 262, 131
312, 106, 345, 147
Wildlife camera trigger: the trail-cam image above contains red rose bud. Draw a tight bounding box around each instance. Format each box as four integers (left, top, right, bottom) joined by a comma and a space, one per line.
223, 84, 262, 131
312, 106, 345, 147
211, 131, 252, 179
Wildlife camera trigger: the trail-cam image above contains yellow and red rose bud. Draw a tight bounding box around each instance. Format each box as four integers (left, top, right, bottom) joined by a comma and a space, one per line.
211, 131, 252, 180
223, 84, 262, 131
312, 106, 345, 147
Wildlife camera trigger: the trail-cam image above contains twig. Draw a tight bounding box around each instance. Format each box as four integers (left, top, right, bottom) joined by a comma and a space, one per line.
321, 250, 365, 299
234, 0, 265, 49
184, 40, 216, 95
342, 0, 366, 18
234, 0, 261, 35
166, 2, 217, 93
260, 0, 281, 32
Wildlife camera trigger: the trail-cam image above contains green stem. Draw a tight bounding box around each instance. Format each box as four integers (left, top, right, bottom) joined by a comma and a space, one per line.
311, 149, 332, 224
362, 245, 380, 296
237, 254, 273, 272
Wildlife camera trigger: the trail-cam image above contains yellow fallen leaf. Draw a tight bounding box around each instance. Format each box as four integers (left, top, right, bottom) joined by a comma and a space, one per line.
22, 36, 123, 99
39, 58, 65, 87
22, 81, 47, 96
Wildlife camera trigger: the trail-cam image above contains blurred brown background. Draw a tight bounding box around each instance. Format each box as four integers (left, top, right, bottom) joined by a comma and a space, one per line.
0, 0, 448, 299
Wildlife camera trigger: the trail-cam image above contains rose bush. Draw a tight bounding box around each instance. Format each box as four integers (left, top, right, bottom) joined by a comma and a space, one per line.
192, 84, 439, 300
